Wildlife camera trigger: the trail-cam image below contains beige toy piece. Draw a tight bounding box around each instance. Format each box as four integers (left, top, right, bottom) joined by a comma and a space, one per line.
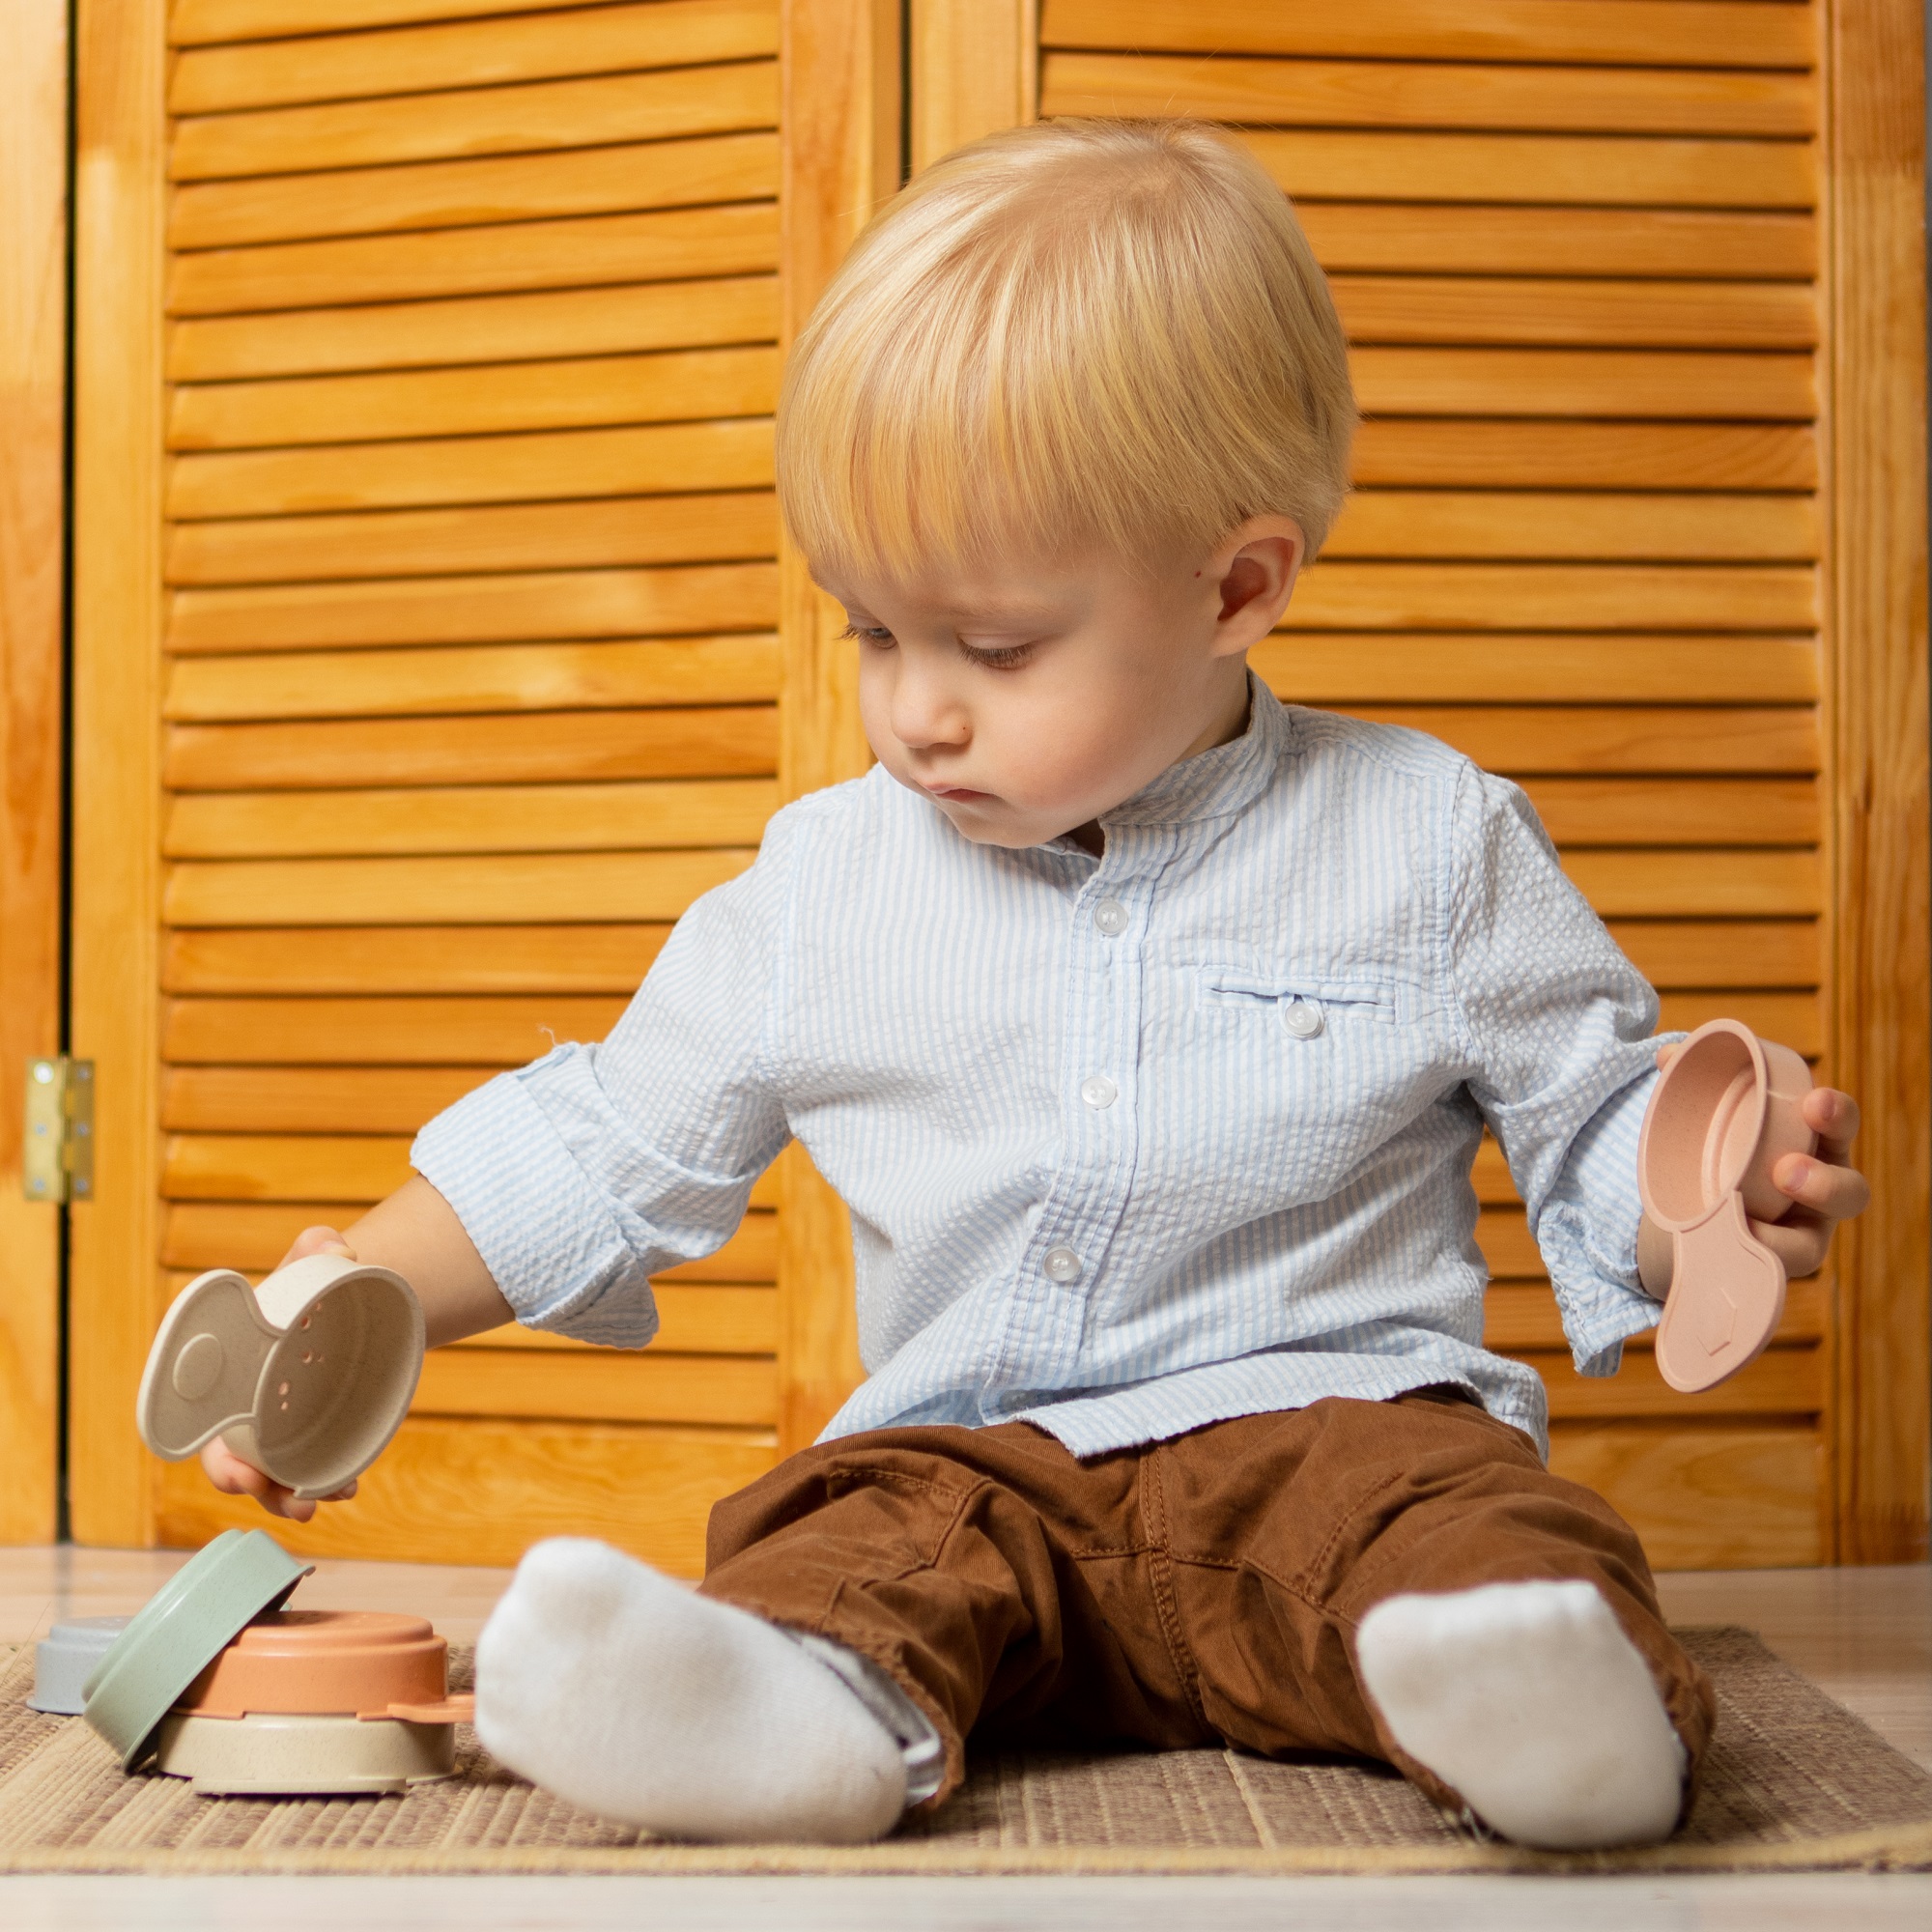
1638, 1018, 1817, 1393
153, 1609, 473, 1798
137, 1253, 425, 1500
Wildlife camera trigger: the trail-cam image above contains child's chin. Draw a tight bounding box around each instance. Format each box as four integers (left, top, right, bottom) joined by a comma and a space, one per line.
946, 810, 1055, 851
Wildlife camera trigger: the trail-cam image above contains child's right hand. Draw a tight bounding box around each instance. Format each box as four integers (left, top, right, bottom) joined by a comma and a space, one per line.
197, 1224, 365, 1523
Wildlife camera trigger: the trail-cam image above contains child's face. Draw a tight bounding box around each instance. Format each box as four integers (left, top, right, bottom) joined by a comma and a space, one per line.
820, 520, 1302, 850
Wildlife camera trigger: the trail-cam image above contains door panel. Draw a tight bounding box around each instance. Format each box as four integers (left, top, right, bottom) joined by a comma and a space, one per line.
1045, 0, 1832, 1567
921, 0, 1929, 1567
71, 0, 894, 1570
0, 0, 68, 1544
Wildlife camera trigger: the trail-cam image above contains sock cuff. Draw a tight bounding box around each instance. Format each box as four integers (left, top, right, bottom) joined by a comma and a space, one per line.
786, 1632, 946, 1805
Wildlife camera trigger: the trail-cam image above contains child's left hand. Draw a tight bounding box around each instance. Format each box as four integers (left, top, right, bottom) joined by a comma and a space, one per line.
1656, 1042, 1870, 1276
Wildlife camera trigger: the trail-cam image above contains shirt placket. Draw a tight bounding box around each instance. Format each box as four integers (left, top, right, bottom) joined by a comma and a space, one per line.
978, 826, 1166, 1415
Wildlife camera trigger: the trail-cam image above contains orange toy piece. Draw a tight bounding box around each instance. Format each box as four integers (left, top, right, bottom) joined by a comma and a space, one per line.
174, 1611, 473, 1725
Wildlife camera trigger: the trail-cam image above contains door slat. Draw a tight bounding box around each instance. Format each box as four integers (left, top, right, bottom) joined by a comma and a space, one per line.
1040, 0, 1817, 71
167, 496, 782, 587
166, 561, 781, 653
169, 346, 781, 450
165, 708, 781, 791
171, 131, 780, 252
170, 0, 780, 116
164, 847, 758, 928
172, 61, 781, 183
164, 777, 780, 859
165, 924, 675, 995
1042, 52, 1815, 139
167, 276, 780, 384
168, 205, 780, 317
1244, 128, 1816, 211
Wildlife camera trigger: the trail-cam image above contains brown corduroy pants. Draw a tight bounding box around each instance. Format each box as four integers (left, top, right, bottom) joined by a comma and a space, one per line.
699, 1390, 1716, 1814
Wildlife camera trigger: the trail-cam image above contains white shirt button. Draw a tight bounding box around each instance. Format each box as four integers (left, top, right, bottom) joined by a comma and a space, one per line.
1093, 898, 1128, 936
1080, 1075, 1118, 1110
1283, 999, 1324, 1039
1043, 1245, 1083, 1283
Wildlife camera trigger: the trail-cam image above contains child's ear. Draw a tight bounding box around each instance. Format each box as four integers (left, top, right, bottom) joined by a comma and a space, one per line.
1210, 518, 1304, 654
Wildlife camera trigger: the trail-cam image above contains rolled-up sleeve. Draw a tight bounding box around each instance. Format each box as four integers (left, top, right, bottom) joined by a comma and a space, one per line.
411, 811, 801, 1347
1445, 765, 1682, 1376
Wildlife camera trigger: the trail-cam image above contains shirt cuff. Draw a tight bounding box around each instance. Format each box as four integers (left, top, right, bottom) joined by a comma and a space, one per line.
411, 1050, 662, 1349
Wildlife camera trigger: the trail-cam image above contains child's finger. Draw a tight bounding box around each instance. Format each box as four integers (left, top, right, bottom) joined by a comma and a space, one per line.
1799, 1086, 1861, 1166
202, 1437, 316, 1521
1747, 1215, 1828, 1280
1772, 1151, 1870, 1222
277, 1225, 355, 1269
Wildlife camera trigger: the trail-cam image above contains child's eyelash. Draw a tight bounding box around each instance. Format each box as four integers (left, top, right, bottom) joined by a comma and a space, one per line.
960, 642, 1036, 671
838, 625, 1035, 672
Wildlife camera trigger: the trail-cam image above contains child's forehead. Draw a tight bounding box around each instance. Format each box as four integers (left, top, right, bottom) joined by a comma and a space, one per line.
817, 556, 1121, 623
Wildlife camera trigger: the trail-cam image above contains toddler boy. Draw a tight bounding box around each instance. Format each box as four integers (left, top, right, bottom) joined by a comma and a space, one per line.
205, 121, 1867, 1848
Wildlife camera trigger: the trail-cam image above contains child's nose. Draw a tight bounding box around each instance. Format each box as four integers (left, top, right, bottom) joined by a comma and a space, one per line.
889, 662, 969, 750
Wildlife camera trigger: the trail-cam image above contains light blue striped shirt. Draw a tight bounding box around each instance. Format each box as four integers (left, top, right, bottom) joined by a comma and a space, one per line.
413, 679, 1672, 1459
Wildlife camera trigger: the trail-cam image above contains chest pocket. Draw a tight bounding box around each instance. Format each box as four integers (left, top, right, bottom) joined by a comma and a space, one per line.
1199, 972, 1403, 1037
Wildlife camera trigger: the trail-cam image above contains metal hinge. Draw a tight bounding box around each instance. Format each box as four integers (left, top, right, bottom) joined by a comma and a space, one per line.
22, 1058, 94, 1204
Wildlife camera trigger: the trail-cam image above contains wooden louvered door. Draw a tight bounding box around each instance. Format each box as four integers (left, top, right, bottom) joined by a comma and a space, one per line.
917, 0, 1928, 1566
69, 0, 894, 1569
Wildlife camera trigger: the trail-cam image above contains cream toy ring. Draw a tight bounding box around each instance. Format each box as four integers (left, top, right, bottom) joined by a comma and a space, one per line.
136, 1253, 425, 1501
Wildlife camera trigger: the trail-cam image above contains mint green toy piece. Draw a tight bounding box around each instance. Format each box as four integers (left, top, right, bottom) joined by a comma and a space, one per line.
81, 1529, 313, 1770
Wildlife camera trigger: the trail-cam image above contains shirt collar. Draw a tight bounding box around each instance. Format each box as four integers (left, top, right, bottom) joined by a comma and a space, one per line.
1098, 671, 1293, 830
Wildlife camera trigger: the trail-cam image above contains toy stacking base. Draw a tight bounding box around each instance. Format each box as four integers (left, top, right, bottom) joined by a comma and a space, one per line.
151, 1710, 457, 1797
148, 1607, 472, 1798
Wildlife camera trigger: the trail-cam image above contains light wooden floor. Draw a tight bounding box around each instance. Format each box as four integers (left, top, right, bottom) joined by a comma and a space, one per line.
1, 1548, 1927, 1930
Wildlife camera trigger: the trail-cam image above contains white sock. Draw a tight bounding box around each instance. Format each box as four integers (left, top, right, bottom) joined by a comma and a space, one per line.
1355, 1578, 1688, 1849
474, 1538, 908, 1842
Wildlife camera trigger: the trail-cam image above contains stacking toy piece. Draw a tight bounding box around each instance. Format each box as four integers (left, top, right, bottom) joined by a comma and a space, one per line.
82, 1529, 313, 1768
1638, 1018, 1816, 1393
137, 1252, 425, 1500
80, 1532, 471, 1797
152, 1611, 473, 1797
29, 1617, 130, 1715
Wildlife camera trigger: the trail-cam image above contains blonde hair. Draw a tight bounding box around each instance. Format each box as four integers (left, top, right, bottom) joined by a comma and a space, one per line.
777, 119, 1356, 583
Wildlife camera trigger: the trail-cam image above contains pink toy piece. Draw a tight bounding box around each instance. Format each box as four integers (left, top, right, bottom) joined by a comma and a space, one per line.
1638, 1018, 1816, 1393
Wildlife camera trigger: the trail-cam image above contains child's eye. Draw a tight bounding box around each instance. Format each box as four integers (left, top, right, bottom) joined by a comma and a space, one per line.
960, 641, 1037, 672
839, 623, 895, 648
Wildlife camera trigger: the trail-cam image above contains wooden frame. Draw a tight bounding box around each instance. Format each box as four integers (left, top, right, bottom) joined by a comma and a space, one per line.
776, 0, 901, 1452
911, 0, 1037, 172
69, 0, 169, 1547
0, 0, 71, 1543
1822, 0, 1930, 1562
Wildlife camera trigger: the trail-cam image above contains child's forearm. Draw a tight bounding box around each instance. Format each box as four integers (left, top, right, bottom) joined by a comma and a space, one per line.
338, 1175, 515, 1348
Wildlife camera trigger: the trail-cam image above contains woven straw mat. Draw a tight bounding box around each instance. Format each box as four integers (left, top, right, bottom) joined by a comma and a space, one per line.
1, 1627, 1928, 1875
